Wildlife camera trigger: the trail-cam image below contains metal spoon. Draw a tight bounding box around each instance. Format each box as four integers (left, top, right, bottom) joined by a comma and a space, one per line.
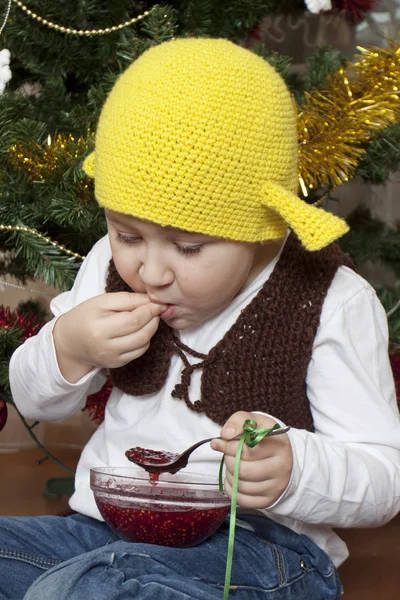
125, 426, 291, 474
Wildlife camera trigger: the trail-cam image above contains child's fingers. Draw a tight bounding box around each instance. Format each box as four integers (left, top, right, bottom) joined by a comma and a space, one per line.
210, 437, 238, 454
104, 300, 166, 339
223, 477, 279, 509
223, 454, 280, 482
237, 438, 287, 461
211, 410, 279, 454
220, 411, 278, 439
129, 302, 166, 332
219, 411, 253, 440
211, 437, 284, 464
225, 470, 274, 493
101, 303, 160, 338
115, 316, 161, 356
101, 291, 151, 312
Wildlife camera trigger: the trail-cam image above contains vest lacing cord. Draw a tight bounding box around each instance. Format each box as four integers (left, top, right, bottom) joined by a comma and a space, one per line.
166, 336, 217, 413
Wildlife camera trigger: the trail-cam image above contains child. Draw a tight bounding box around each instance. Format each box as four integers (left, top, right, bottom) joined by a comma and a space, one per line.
5, 38, 400, 600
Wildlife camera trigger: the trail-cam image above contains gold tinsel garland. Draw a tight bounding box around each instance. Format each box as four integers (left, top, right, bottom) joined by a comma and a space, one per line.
298, 43, 400, 195
8, 132, 94, 204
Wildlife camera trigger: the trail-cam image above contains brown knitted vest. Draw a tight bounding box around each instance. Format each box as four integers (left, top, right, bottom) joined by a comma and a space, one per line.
105, 234, 353, 431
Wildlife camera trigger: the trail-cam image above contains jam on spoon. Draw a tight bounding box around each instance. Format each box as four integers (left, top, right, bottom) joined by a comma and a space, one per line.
125, 447, 181, 483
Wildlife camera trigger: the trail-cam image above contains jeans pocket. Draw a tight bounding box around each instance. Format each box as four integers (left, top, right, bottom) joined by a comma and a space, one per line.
254, 535, 307, 586
254, 538, 342, 600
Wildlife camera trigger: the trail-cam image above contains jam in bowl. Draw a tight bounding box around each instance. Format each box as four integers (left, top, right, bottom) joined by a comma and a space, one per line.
90, 466, 231, 548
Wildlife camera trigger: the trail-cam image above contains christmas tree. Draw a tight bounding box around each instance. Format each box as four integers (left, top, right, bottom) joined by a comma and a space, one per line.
1, 0, 399, 443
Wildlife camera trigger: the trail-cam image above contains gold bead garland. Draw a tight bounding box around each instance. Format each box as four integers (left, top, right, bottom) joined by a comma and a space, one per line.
0, 1, 12, 36
0, 224, 85, 260
12, 0, 155, 37
0, 279, 56, 297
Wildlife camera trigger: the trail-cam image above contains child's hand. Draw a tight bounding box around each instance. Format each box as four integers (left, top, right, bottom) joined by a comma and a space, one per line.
53, 292, 166, 383
211, 411, 293, 509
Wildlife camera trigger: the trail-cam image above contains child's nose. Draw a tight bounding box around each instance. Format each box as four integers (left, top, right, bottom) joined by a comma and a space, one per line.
138, 251, 174, 288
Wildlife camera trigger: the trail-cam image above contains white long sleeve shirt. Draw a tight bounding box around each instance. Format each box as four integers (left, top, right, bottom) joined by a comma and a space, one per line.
10, 235, 400, 567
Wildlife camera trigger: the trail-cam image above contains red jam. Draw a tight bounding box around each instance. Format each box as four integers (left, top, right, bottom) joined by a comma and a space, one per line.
125, 447, 179, 466
96, 498, 229, 547
125, 447, 181, 483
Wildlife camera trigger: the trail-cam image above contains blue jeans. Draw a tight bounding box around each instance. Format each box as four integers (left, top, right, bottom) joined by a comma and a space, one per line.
0, 512, 342, 600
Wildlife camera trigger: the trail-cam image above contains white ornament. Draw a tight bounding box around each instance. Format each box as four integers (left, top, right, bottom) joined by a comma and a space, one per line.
0, 49, 12, 95
305, 0, 332, 13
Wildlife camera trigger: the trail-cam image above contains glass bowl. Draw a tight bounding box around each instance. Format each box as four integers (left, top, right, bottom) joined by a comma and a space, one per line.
90, 466, 231, 548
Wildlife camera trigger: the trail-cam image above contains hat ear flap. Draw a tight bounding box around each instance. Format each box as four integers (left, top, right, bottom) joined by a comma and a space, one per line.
260, 182, 349, 251
83, 152, 95, 178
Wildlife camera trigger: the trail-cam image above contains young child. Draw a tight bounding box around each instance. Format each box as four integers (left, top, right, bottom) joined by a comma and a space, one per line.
5, 38, 400, 600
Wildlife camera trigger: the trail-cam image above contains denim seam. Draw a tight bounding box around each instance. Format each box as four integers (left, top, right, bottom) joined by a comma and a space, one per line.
196, 568, 318, 594
0, 548, 61, 569
271, 545, 285, 586
254, 536, 286, 585
197, 563, 340, 595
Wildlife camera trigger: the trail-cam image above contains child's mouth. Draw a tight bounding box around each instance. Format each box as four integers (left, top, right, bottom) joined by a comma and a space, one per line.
161, 304, 175, 319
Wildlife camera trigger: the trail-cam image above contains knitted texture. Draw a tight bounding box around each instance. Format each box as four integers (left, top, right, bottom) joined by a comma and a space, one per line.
106, 235, 354, 430
84, 38, 348, 251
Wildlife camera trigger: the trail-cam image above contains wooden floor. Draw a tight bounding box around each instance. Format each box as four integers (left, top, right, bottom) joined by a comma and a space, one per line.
0, 447, 399, 598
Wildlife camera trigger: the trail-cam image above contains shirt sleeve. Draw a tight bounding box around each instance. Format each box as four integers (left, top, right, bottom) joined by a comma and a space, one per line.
9, 236, 111, 422
268, 267, 400, 528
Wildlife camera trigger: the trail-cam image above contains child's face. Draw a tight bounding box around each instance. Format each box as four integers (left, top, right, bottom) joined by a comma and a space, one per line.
106, 210, 265, 330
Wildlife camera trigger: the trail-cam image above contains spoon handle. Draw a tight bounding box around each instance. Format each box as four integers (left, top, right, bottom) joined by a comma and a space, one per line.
186, 426, 290, 456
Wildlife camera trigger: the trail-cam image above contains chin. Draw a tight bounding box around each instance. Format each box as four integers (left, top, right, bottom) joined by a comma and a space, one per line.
163, 317, 192, 330
162, 313, 203, 330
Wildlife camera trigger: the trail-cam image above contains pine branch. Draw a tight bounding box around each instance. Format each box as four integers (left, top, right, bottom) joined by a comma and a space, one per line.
0, 323, 24, 391
139, 4, 179, 43
355, 123, 400, 185
338, 207, 400, 279
303, 45, 348, 93
10, 230, 81, 291
178, 0, 219, 36
0, 321, 24, 355
178, 0, 305, 40
116, 4, 179, 65
0, 361, 12, 393
6, 1, 137, 90
252, 46, 293, 84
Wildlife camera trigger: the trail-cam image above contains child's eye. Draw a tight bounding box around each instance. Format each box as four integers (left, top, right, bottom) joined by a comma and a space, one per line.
175, 244, 202, 255
116, 232, 140, 245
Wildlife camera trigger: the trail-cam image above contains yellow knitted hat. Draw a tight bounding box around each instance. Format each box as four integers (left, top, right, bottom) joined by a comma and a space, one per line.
83, 38, 348, 251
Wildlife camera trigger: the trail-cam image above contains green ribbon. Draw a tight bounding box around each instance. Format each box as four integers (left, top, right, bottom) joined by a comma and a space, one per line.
218, 419, 281, 600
